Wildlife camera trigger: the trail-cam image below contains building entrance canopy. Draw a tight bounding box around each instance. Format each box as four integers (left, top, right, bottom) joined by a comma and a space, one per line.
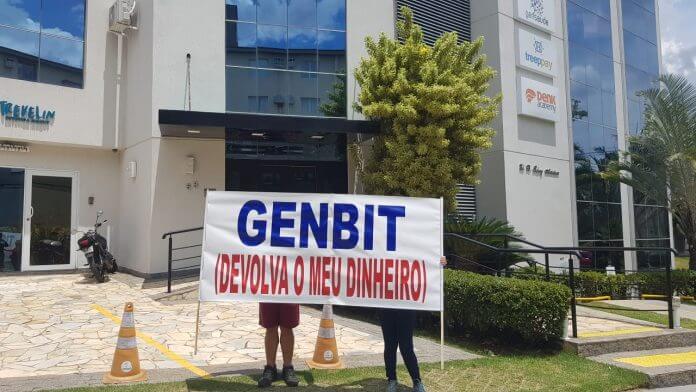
158, 110, 380, 139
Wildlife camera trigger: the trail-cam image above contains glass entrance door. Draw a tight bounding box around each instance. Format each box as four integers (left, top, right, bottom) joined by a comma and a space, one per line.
0, 168, 25, 272
22, 170, 77, 271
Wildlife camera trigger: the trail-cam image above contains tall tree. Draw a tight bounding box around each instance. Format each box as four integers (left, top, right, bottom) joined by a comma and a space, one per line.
354, 7, 500, 211
604, 74, 696, 268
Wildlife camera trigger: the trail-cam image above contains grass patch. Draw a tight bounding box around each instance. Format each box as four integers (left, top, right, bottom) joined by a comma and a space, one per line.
47, 353, 646, 392
676, 256, 690, 270
581, 302, 696, 329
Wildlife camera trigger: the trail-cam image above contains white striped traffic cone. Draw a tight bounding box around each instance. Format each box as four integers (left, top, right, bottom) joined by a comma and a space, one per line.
103, 302, 147, 384
306, 304, 343, 369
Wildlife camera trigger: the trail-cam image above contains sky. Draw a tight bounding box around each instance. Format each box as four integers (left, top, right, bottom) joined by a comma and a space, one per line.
659, 0, 696, 84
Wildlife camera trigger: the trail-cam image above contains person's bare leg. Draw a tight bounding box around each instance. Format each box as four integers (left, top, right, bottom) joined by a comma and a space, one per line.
265, 327, 279, 367
279, 327, 295, 367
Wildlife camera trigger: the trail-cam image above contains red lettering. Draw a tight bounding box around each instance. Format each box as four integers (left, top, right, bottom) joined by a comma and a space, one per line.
400, 259, 411, 301
250, 254, 261, 294
411, 260, 422, 302
309, 257, 322, 295
261, 255, 269, 294
278, 258, 289, 295
242, 255, 252, 293
373, 259, 384, 299
218, 253, 230, 293
385, 259, 394, 300
293, 256, 304, 295
347, 258, 356, 297
230, 254, 240, 293
321, 257, 331, 296
361, 258, 372, 298
331, 257, 341, 296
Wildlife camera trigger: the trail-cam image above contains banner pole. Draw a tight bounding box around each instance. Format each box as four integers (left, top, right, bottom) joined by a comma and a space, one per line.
440, 197, 445, 371
194, 300, 201, 355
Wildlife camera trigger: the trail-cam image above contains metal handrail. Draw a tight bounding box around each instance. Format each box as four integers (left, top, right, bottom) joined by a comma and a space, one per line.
162, 227, 204, 293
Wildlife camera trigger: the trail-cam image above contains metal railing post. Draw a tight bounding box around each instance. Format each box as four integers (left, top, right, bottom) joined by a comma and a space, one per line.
545, 253, 550, 282
667, 259, 674, 329
568, 256, 578, 338
167, 235, 173, 294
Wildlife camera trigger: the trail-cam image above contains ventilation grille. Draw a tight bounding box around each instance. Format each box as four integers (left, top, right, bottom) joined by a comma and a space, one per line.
455, 184, 476, 220
396, 0, 472, 45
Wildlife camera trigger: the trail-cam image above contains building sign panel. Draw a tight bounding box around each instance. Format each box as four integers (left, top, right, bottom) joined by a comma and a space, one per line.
0, 99, 56, 124
519, 77, 559, 122
517, 28, 557, 77
516, 0, 556, 33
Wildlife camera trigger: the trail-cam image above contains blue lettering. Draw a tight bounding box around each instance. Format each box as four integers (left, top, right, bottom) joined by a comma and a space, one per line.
333, 203, 359, 249
364, 205, 374, 250
13, 105, 20, 118
45, 111, 56, 121
0, 102, 7, 116
238, 200, 267, 246
378, 206, 406, 251
299, 202, 328, 248
271, 202, 296, 247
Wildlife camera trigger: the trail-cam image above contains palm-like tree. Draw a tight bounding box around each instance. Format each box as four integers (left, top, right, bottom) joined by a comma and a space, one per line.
604, 74, 696, 268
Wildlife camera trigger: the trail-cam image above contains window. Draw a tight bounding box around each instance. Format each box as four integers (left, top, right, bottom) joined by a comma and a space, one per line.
568, 0, 624, 266
0, 0, 85, 88
225, 0, 346, 117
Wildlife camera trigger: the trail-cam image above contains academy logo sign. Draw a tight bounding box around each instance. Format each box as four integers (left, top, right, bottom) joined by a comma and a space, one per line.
517, 0, 556, 33
518, 27, 557, 77
519, 77, 559, 122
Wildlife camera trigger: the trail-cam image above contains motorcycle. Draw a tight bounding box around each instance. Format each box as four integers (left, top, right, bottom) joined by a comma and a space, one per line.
77, 211, 117, 282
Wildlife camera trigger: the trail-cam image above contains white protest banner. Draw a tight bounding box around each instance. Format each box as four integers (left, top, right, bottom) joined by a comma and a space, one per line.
199, 191, 443, 311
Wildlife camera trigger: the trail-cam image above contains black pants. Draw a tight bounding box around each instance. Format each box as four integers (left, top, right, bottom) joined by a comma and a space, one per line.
380, 308, 421, 382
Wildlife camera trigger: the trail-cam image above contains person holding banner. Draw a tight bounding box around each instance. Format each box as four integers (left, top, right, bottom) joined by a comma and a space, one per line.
381, 256, 447, 392
257, 303, 300, 388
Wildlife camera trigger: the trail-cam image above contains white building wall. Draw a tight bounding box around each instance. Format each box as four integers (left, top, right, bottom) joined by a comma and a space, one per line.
0, 0, 118, 148
473, 0, 575, 267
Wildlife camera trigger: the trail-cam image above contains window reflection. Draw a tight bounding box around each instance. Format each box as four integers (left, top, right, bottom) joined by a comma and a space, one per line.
0, 0, 85, 88
317, 0, 346, 30
226, 0, 256, 22
225, 0, 346, 117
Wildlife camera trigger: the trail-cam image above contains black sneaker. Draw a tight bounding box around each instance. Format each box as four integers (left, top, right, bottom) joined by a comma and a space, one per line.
258, 365, 277, 388
282, 365, 299, 387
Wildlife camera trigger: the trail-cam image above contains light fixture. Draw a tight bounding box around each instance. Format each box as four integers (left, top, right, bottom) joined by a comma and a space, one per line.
310, 135, 324, 140
187, 129, 201, 134
251, 132, 265, 137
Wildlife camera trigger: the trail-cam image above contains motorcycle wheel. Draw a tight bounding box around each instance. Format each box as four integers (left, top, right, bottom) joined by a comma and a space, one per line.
91, 256, 106, 283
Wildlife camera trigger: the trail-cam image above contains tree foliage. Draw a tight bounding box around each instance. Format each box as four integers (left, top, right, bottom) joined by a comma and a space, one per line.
603, 74, 696, 267
354, 7, 500, 211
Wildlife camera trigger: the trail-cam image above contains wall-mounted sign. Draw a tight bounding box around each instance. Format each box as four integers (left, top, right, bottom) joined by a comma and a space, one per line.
517, 28, 557, 77
0, 100, 56, 124
516, 0, 556, 33
519, 163, 560, 178
0, 142, 30, 153
519, 77, 560, 122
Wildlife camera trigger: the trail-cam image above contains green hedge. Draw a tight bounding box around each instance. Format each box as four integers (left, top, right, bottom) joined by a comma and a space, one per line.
445, 270, 571, 343
513, 269, 696, 298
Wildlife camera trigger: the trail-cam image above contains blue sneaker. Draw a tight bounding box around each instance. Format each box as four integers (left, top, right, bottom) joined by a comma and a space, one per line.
413, 379, 426, 392
386, 379, 398, 392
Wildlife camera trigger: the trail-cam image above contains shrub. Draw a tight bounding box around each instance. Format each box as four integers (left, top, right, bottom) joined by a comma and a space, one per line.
511, 268, 696, 298
445, 270, 571, 344
445, 216, 531, 272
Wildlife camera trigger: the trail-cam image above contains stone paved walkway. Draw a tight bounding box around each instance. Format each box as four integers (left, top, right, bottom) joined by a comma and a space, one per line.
0, 272, 473, 388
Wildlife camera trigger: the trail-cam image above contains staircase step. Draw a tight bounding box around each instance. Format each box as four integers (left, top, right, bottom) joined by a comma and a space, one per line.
565, 328, 696, 357
589, 346, 696, 388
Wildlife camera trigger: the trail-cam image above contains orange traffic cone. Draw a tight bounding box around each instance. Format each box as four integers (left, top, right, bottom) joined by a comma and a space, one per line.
103, 302, 147, 384
306, 304, 343, 369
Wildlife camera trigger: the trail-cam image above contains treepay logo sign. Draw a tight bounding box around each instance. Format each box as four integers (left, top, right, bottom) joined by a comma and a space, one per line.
518, 28, 557, 77
517, 0, 556, 33
519, 77, 559, 122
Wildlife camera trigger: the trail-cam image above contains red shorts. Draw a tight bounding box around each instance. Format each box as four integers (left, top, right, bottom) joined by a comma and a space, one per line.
259, 303, 300, 329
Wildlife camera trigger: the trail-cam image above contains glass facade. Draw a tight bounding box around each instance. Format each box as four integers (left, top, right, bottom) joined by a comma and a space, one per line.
568, 0, 624, 269
0, 0, 85, 88
621, 0, 670, 268
225, 0, 347, 117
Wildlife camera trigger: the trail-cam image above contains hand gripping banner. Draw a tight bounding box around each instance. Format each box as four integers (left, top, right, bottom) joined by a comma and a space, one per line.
199, 192, 443, 311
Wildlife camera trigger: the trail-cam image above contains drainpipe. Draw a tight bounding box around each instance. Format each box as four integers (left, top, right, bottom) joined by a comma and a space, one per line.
113, 33, 123, 150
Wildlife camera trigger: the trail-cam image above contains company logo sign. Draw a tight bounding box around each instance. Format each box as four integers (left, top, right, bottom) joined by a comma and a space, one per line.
0, 100, 56, 124
518, 28, 557, 77
519, 77, 560, 122
517, 0, 556, 33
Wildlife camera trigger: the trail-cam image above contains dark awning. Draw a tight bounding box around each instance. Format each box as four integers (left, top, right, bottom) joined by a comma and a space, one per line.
158, 110, 380, 139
